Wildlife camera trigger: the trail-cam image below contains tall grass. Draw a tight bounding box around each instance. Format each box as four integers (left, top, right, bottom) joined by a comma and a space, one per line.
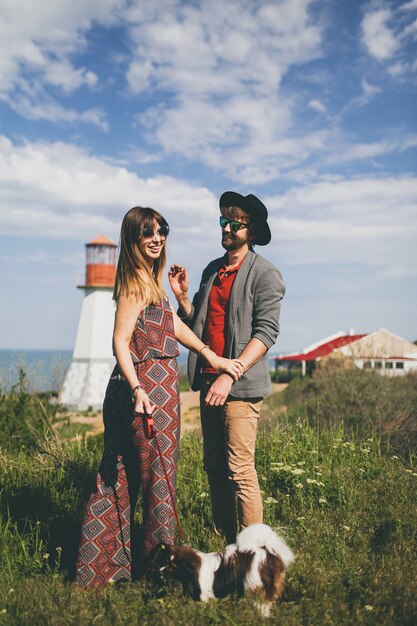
268, 364, 417, 457
0, 370, 416, 625
0, 370, 57, 452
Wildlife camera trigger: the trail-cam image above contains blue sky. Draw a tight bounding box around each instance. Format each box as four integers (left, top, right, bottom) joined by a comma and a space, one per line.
0, 0, 416, 353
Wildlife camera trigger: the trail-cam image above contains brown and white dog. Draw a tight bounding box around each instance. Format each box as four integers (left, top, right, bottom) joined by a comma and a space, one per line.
149, 523, 294, 616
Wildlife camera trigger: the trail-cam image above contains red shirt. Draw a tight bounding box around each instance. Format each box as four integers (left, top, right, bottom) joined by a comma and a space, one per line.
203, 255, 246, 374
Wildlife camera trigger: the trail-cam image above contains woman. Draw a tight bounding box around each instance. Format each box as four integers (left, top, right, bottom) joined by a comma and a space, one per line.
75, 207, 243, 588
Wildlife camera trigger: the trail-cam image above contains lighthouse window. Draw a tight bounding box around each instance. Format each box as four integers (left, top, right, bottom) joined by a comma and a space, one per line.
97, 248, 106, 263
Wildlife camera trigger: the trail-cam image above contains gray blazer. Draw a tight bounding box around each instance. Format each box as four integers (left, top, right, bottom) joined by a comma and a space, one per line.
180, 250, 285, 397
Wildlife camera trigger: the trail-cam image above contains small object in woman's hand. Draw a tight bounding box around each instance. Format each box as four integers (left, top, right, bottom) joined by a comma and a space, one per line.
142, 413, 154, 439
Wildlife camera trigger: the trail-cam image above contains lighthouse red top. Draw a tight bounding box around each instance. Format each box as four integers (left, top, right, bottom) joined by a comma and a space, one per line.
81, 234, 117, 288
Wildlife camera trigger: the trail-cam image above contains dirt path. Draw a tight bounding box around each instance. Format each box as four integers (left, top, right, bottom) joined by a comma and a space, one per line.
59, 383, 287, 440
57, 391, 201, 439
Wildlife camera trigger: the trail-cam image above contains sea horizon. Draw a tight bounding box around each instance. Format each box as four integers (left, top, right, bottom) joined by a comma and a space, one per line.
0, 349, 190, 392
0, 348, 278, 393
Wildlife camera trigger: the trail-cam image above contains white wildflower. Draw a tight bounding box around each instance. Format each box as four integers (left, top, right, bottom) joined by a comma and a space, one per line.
291, 468, 305, 476
264, 497, 279, 505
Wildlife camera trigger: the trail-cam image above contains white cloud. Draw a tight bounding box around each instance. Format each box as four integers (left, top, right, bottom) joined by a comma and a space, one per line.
125, 0, 323, 184
7, 97, 109, 130
0, 134, 219, 254
387, 61, 408, 76
43, 62, 98, 92
361, 78, 381, 98
308, 99, 327, 114
361, 7, 398, 61
361, 2, 417, 76
0, 0, 123, 125
401, 0, 417, 11
402, 16, 417, 37
267, 176, 417, 278
325, 134, 417, 164
340, 78, 382, 116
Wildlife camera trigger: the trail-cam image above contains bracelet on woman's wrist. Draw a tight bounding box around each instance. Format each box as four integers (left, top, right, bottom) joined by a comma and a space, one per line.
131, 384, 143, 401
199, 344, 210, 357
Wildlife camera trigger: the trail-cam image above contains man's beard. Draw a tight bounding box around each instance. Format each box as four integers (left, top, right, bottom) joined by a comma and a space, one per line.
221, 233, 248, 251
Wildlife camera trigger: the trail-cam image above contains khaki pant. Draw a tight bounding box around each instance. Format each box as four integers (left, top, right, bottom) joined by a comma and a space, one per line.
200, 375, 263, 543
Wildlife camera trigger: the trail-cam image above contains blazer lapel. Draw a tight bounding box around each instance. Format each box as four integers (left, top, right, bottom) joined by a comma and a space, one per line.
194, 258, 223, 334
227, 250, 256, 347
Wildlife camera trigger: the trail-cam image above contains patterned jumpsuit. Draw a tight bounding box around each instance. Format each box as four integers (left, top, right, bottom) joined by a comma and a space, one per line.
75, 297, 180, 588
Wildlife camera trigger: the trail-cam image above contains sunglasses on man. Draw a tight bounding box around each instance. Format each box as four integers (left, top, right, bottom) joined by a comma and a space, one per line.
219, 216, 249, 233
139, 225, 170, 239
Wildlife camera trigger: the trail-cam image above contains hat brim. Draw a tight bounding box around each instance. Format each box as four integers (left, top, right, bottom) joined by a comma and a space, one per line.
219, 191, 271, 246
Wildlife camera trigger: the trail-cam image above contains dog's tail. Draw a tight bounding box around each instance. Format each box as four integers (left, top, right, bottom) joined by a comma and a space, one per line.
236, 523, 295, 568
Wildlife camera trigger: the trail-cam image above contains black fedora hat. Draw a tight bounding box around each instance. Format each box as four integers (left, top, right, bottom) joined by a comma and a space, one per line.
219, 191, 271, 245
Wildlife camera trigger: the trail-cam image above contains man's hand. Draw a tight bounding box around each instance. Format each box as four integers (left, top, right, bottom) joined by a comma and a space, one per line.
168, 264, 189, 300
204, 374, 234, 406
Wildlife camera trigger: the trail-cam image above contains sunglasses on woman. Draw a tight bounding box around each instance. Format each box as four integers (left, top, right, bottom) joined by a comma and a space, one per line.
139, 225, 170, 239
219, 216, 249, 233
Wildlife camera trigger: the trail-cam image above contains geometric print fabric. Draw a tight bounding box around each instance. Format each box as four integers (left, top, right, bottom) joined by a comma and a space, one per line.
130, 297, 180, 364
75, 300, 180, 589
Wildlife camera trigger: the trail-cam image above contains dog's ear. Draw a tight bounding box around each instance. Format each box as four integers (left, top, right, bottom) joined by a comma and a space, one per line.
148, 542, 171, 565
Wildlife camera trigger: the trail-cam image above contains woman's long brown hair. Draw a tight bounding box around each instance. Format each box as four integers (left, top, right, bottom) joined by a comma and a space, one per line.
113, 206, 168, 304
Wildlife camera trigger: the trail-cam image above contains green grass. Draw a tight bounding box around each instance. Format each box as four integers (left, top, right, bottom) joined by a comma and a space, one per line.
178, 375, 191, 393
0, 371, 416, 625
56, 421, 93, 440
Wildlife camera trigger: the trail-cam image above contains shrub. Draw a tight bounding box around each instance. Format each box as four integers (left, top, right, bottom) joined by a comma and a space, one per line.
282, 368, 417, 456
0, 370, 56, 452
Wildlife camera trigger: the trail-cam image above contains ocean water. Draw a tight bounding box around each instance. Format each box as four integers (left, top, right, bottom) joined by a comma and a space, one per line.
0, 350, 73, 392
0, 350, 189, 393
0, 350, 276, 392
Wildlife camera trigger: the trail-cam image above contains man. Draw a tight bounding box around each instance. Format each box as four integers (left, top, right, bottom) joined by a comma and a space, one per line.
168, 191, 285, 543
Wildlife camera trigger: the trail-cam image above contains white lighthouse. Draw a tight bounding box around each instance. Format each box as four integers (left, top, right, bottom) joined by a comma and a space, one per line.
60, 234, 117, 410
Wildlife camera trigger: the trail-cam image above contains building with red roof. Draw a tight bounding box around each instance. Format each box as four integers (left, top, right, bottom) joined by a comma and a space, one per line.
274, 329, 417, 380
